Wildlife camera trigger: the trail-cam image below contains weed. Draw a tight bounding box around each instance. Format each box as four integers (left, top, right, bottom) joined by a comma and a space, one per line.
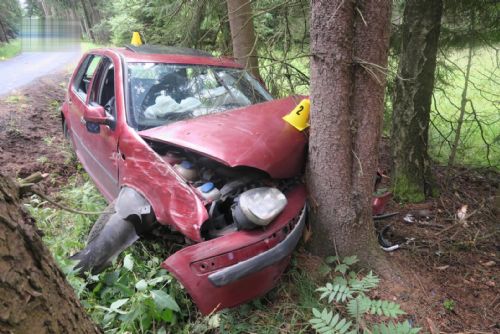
43, 136, 55, 146
36, 156, 49, 164
443, 299, 455, 312
5, 94, 25, 104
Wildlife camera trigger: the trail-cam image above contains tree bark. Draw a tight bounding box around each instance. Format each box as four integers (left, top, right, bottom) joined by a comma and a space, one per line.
307, 0, 391, 266
0, 174, 101, 334
391, 0, 443, 202
79, 0, 95, 42
0, 19, 9, 43
226, 0, 260, 78
448, 15, 474, 168
183, 0, 207, 49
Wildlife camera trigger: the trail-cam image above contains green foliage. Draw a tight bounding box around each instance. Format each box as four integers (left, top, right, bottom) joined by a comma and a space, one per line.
0, 39, 21, 60
26, 174, 190, 333
443, 299, 455, 311
370, 321, 421, 334
431, 48, 499, 169
0, 0, 22, 41
309, 309, 353, 334
310, 256, 419, 334
317, 283, 353, 303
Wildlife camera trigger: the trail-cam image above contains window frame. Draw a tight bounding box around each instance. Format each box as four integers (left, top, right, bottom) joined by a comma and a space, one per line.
72, 54, 103, 102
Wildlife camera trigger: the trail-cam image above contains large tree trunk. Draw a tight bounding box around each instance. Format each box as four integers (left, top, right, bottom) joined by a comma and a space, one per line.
226, 0, 260, 78
0, 174, 101, 333
391, 0, 443, 202
307, 0, 391, 266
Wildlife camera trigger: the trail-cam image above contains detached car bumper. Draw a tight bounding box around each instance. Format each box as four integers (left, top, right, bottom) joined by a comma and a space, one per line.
162, 184, 307, 314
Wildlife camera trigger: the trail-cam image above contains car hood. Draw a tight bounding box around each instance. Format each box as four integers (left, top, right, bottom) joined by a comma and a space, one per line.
139, 97, 307, 178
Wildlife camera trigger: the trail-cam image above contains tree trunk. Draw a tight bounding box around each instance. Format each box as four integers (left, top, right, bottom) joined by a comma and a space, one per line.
448, 15, 474, 168
0, 174, 101, 334
307, 0, 391, 266
79, 0, 95, 42
226, 0, 260, 78
183, 0, 207, 49
0, 19, 9, 43
391, 0, 443, 202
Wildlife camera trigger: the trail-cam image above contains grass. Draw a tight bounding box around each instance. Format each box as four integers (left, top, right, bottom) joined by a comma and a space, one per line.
0, 40, 21, 60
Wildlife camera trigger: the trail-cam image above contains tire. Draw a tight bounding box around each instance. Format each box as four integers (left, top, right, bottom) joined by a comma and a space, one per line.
87, 202, 115, 244
62, 118, 69, 139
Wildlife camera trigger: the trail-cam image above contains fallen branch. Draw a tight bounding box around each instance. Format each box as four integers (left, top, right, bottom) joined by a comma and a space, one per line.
18, 172, 109, 216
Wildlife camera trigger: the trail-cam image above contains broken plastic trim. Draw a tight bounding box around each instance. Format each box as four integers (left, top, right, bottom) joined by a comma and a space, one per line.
208, 204, 306, 287
115, 187, 151, 219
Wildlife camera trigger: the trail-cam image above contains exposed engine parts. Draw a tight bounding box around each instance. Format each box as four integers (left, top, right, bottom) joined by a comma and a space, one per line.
146, 140, 300, 240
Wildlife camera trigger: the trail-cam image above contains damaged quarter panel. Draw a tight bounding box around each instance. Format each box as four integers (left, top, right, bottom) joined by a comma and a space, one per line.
118, 128, 208, 242
139, 97, 308, 179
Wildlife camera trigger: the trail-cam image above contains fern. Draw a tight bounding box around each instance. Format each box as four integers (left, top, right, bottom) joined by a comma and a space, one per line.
347, 295, 371, 318
342, 256, 359, 266
310, 256, 420, 334
368, 300, 406, 318
317, 283, 353, 303
349, 271, 380, 292
369, 321, 420, 334
309, 308, 353, 334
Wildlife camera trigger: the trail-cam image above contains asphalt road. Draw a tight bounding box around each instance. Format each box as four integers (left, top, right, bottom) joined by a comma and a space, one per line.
0, 51, 81, 97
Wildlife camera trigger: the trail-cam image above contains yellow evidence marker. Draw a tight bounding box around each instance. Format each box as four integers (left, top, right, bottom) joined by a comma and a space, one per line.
131, 32, 143, 46
283, 98, 310, 131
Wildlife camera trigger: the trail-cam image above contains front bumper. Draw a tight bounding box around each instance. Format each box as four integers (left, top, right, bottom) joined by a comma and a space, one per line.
161, 184, 307, 314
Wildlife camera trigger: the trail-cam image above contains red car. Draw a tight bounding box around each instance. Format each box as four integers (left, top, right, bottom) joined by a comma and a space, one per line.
63, 45, 308, 314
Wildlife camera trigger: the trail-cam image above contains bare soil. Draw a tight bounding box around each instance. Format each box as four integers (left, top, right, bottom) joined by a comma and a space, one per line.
0, 72, 498, 333
0, 71, 76, 189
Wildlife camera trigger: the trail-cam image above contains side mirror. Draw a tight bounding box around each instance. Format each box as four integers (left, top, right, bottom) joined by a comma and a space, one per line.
84, 105, 108, 124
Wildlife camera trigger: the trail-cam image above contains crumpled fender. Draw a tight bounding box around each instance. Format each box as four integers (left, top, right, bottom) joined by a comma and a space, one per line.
118, 129, 208, 242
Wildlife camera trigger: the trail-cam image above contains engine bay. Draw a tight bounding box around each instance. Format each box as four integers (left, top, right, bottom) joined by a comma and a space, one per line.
145, 139, 302, 240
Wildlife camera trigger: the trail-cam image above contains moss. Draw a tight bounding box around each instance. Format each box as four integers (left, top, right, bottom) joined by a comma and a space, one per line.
392, 174, 426, 203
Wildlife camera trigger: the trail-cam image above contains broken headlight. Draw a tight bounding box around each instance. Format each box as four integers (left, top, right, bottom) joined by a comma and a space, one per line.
232, 187, 287, 230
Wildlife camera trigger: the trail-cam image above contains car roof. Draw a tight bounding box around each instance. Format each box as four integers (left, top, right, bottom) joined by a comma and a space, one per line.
98, 45, 244, 69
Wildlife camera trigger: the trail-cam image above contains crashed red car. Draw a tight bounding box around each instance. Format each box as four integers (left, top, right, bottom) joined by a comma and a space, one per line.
63, 45, 388, 314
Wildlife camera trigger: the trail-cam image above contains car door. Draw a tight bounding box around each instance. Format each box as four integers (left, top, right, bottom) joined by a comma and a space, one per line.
68, 54, 120, 201
67, 54, 103, 180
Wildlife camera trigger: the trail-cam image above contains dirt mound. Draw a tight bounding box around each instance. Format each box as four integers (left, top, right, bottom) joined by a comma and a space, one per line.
0, 71, 77, 189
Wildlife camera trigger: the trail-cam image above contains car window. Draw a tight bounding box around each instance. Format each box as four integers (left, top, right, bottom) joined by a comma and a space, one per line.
72, 54, 102, 100
89, 58, 116, 118
127, 63, 273, 130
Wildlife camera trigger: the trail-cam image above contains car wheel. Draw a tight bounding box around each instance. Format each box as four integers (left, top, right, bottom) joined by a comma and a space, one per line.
62, 118, 69, 139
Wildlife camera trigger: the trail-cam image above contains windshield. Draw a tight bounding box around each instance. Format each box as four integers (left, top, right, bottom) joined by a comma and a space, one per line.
126, 63, 273, 130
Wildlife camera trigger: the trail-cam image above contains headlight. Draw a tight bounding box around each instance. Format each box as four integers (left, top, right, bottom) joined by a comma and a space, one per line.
233, 187, 287, 229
